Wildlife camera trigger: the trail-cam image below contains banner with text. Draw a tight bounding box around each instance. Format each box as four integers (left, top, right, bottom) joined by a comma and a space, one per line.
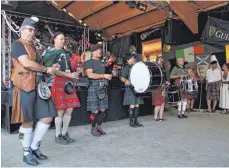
201, 17, 229, 48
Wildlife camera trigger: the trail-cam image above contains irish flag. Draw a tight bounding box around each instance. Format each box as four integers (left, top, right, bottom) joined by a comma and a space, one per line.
176, 45, 204, 62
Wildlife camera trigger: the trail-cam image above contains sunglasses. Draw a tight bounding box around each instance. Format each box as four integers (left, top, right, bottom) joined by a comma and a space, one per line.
23, 27, 37, 33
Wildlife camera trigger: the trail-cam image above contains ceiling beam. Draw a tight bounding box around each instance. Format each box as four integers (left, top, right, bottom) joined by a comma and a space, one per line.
62, 1, 75, 10
81, 3, 114, 21
188, 1, 203, 10
115, 20, 165, 38
196, 2, 229, 12
104, 8, 158, 30
169, 1, 198, 34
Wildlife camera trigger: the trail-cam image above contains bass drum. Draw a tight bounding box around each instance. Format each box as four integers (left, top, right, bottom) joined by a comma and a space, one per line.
129, 61, 164, 93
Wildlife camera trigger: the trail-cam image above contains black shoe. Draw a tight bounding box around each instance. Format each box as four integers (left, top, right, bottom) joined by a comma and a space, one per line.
182, 114, 188, 118
129, 117, 137, 127
178, 114, 183, 118
129, 119, 137, 127
135, 120, 143, 127
23, 153, 39, 166
63, 132, 75, 143
91, 127, 101, 136
159, 118, 165, 121
97, 125, 107, 135
154, 118, 159, 121
32, 148, 48, 160
55, 134, 68, 145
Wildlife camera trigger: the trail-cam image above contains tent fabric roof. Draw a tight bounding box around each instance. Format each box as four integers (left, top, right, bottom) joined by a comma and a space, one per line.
51, 1, 229, 38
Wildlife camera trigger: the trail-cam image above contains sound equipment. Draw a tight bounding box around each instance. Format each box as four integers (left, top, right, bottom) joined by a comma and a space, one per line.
163, 19, 194, 45
1, 90, 20, 134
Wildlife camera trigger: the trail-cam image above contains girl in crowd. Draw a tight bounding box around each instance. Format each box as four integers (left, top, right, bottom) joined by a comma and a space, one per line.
44, 32, 81, 145
186, 66, 199, 112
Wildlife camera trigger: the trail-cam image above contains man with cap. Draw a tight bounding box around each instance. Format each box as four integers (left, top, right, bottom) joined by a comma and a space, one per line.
10, 16, 57, 166
84, 42, 112, 136
120, 53, 144, 127
205, 60, 221, 112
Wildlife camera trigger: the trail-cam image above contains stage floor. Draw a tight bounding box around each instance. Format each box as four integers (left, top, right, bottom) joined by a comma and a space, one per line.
2, 109, 229, 167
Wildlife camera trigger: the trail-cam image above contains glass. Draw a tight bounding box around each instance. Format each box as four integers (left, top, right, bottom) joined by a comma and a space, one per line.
23, 27, 37, 33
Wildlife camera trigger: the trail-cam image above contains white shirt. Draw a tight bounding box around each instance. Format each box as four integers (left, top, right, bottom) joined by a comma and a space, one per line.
206, 68, 221, 83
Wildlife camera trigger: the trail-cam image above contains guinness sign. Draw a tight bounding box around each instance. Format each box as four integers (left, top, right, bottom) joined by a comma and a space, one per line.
201, 17, 229, 48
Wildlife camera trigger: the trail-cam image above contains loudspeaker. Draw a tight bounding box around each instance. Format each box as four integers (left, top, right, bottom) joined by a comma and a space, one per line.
1, 1, 18, 10
163, 18, 194, 45
163, 19, 179, 44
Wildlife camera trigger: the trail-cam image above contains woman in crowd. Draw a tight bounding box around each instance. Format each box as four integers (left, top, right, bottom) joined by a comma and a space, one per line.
44, 32, 81, 145
219, 63, 229, 114
152, 56, 167, 121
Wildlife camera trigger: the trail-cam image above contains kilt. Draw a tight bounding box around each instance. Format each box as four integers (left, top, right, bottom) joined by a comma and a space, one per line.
206, 87, 220, 100
187, 92, 198, 100
182, 92, 189, 100
51, 76, 80, 110
87, 84, 108, 112
152, 89, 165, 106
12, 87, 57, 123
123, 87, 144, 105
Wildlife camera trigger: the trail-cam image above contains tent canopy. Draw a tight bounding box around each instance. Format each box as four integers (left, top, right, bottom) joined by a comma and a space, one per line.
51, 1, 229, 38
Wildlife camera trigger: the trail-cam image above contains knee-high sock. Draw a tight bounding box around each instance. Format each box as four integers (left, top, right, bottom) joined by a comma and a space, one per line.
97, 112, 105, 125
182, 101, 187, 114
62, 114, 72, 135
31, 121, 50, 150
177, 101, 182, 114
19, 126, 33, 156
55, 116, 63, 137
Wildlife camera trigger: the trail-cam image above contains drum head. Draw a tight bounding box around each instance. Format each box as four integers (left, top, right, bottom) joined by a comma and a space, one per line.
129, 62, 150, 93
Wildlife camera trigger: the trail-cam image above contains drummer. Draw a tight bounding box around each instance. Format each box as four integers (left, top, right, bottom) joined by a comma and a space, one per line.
170, 57, 188, 118
120, 53, 144, 127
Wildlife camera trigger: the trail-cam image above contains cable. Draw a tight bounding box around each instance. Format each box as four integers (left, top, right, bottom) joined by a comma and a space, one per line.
1, 10, 20, 36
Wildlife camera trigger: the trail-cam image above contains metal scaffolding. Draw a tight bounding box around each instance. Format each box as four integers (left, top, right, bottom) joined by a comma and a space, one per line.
1, 16, 12, 89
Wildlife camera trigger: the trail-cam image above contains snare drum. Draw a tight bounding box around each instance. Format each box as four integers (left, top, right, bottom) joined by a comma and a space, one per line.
180, 79, 198, 93
187, 79, 198, 92
166, 86, 181, 103
129, 62, 164, 93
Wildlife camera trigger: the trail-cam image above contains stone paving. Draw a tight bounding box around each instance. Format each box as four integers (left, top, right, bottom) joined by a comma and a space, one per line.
1, 109, 229, 167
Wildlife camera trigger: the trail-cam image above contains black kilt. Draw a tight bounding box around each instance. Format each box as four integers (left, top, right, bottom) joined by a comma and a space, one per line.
123, 87, 144, 105
20, 89, 57, 122
87, 84, 108, 112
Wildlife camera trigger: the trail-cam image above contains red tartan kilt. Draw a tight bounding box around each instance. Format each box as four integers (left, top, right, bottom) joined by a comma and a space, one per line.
183, 92, 189, 100
152, 89, 165, 106
51, 76, 80, 110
